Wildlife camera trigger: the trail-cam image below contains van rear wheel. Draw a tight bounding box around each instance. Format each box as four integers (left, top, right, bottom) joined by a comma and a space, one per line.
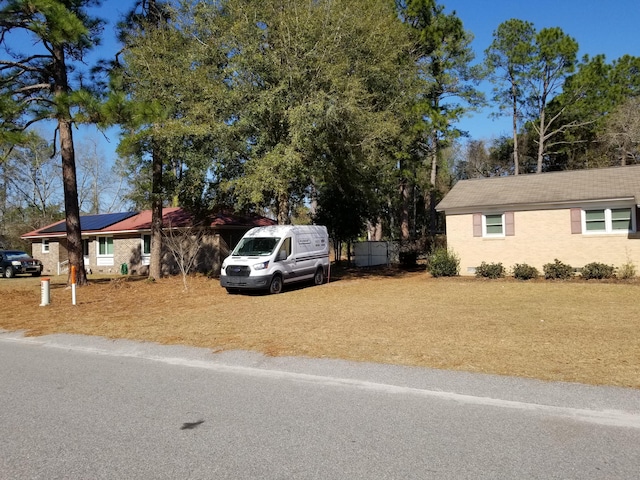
313, 267, 325, 286
269, 274, 283, 294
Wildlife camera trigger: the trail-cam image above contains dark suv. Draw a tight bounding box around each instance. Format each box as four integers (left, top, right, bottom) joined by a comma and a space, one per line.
0, 250, 43, 278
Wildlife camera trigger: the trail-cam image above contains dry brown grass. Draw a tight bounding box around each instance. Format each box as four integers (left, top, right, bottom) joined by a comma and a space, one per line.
1, 268, 639, 389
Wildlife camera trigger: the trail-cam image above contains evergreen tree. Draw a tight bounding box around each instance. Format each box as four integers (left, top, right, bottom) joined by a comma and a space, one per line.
485, 19, 536, 175
397, 0, 483, 237
0, 0, 105, 285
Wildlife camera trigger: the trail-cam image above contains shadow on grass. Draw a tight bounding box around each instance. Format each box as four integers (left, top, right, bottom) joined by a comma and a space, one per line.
223, 263, 428, 296
88, 275, 150, 285
328, 263, 427, 282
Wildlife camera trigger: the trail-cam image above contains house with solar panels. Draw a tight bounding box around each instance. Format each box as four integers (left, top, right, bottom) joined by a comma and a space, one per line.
435, 165, 640, 275
21, 207, 275, 276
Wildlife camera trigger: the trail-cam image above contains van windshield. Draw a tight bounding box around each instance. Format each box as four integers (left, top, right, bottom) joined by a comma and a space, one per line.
232, 237, 281, 256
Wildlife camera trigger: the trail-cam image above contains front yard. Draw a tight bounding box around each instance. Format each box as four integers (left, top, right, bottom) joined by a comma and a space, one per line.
1, 269, 638, 388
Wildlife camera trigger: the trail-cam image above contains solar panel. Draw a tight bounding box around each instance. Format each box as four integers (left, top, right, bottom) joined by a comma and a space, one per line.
38, 212, 138, 234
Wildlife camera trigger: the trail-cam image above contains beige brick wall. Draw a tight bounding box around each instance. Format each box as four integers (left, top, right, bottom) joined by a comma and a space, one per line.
28, 226, 247, 277
31, 239, 66, 275
446, 209, 640, 275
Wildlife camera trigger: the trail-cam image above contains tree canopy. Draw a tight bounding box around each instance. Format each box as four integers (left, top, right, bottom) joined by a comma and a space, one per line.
2, 1, 639, 266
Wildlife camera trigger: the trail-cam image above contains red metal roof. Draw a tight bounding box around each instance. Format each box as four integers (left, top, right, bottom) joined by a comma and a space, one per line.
22, 208, 276, 238
101, 207, 189, 231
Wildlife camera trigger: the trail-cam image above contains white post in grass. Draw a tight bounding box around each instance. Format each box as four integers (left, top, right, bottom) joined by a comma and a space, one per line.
40, 278, 50, 306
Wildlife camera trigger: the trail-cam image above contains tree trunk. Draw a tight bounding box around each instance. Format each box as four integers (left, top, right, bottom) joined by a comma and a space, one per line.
277, 192, 290, 225
59, 119, 87, 285
428, 130, 438, 236
149, 146, 163, 280
399, 168, 411, 241
308, 181, 318, 218
367, 219, 383, 241
511, 81, 520, 176
333, 239, 342, 262
536, 105, 546, 173
53, 44, 86, 285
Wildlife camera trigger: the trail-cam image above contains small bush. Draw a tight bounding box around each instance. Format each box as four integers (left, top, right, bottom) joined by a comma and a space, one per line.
475, 262, 505, 279
617, 261, 636, 280
543, 259, 574, 280
581, 262, 615, 280
512, 263, 539, 280
428, 247, 460, 277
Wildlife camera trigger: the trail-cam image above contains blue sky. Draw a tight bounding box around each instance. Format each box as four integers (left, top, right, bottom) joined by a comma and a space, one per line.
81, 0, 640, 163
444, 0, 640, 140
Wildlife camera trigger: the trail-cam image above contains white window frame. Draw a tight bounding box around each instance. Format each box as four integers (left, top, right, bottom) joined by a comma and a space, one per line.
41, 239, 50, 253
82, 239, 91, 264
141, 234, 151, 266
97, 236, 114, 256
97, 236, 114, 266
142, 234, 151, 255
582, 206, 636, 234
482, 213, 505, 238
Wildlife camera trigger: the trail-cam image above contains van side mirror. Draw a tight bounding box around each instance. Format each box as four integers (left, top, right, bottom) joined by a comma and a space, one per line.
277, 249, 287, 261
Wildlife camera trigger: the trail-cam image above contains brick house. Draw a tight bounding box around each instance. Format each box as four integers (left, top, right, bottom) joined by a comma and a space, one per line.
21, 207, 275, 276
435, 165, 640, 275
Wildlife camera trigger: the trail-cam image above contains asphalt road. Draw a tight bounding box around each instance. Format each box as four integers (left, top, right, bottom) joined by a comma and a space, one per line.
1, 331, 639, 479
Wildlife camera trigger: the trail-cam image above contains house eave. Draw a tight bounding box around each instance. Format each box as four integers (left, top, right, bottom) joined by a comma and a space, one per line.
438, 197, 637, 215
22, 224, 261, 240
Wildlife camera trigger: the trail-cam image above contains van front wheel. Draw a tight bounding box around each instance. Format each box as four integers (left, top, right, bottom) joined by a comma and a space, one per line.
269, 274, 283, 294
313, 267, 325, 286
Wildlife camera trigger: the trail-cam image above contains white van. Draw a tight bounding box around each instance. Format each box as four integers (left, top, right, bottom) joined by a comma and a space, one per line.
220, 225, 330, 294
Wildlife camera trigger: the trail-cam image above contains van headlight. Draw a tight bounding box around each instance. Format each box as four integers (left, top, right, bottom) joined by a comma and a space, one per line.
253, 261, 269, 270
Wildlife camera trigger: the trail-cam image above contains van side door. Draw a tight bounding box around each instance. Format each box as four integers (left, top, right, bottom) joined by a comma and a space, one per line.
275, 237, 296, 282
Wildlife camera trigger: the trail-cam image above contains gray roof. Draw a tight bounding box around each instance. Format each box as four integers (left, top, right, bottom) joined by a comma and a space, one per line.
436, 165, 640, 213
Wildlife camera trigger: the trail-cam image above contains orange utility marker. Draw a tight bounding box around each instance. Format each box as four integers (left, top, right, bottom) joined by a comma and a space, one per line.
70, 265, 77, 306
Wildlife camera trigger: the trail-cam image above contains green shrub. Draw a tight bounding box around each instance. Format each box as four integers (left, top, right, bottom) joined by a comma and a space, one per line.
543, 259, 574, 280
512, 263, 539, 280
617, 261, 637, 280
428, 247, 460, 277
475, 262, 505, 279
580, 262, 615, 280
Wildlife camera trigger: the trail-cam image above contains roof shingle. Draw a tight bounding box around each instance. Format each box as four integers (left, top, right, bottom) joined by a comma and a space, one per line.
436, 165, 640, 213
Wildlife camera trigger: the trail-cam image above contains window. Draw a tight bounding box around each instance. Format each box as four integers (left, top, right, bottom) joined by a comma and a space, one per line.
142, 235, 151, 256
484, 214, 504, 236
474, 212, 514, 238
611, 208, 632, 231
82, 239, 90, 257
280, 237, 292, 259
98, 237, 114, 256
42, 239, 49, 253
583, 207, 633, 233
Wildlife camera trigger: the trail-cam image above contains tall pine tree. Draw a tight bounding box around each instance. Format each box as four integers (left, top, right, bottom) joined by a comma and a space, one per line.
0, 0, 105, 285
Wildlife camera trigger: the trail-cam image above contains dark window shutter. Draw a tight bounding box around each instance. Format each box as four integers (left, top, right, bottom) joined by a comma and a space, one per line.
636, 206, 640, 232
473, 213, 482, 237
505, 212, 515, 236
570, 208, 582, 234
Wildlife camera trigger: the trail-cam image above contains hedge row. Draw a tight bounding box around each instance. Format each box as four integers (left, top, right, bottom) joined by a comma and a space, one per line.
426, 249, 637, 280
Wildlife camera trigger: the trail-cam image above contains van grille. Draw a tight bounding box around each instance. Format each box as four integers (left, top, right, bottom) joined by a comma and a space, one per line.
225, 265, 251, 277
